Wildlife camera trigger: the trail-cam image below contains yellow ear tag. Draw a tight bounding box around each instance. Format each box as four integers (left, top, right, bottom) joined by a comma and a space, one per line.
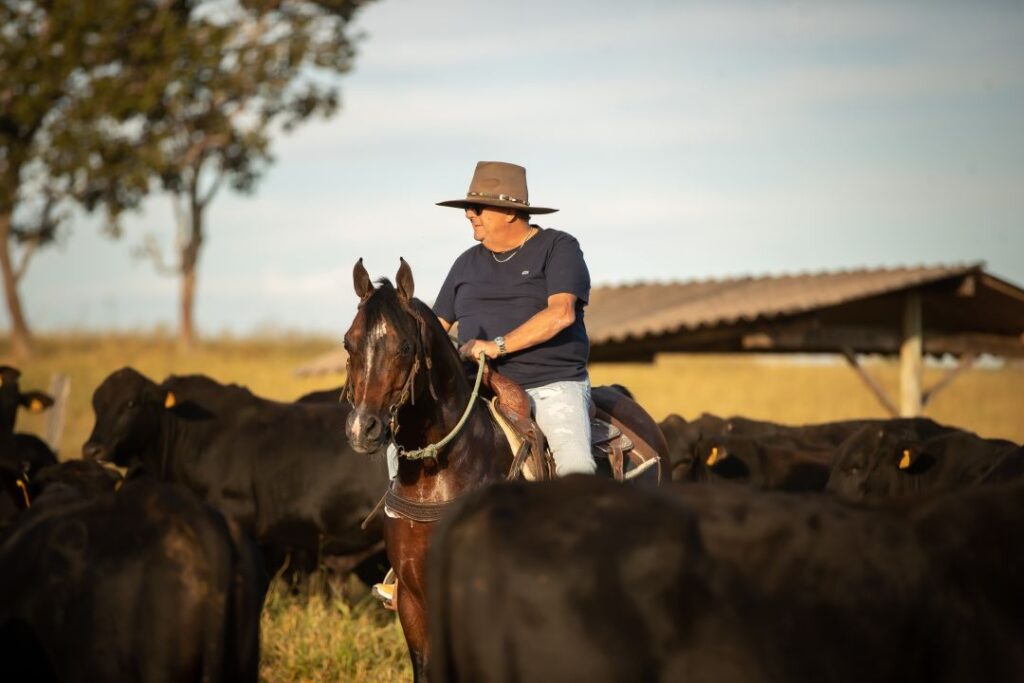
164, 392, 177, 409
899, 449, 912, 470
29, 398, 44, 413
706, 446, 720, 467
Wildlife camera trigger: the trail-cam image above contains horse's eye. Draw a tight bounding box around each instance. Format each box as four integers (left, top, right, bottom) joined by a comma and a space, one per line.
400, 341, 414, 355
127, 399, 137, 409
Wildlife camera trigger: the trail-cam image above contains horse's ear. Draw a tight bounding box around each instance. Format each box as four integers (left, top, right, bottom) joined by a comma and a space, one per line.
353, 258, 373, 300
396, 257, 414, 302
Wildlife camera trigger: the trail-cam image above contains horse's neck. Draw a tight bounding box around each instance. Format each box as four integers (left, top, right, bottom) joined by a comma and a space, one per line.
394, 337, 469, 449
393, 334, 508, 491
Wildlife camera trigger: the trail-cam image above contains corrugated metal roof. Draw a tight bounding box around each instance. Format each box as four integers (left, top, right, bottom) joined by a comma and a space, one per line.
294, 262, 1023, 375
585, 263, 982, 345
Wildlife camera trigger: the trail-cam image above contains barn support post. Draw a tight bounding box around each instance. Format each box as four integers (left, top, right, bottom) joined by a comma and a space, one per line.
840, 347, 899, 417
900, 290, 923, 417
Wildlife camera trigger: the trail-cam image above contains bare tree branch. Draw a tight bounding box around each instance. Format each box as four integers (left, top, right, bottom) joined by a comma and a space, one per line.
132, 233, 180, 276
12, 237, 39, 284
200, 168, 227, 209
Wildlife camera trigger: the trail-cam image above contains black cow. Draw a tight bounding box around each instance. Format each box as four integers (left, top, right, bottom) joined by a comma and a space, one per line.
0, 366, 57, 476
827, 422, 1022, 502
296, 386, 344, 404
429, 476, 1024, 682
0, 460, 28, 527
692, 433, 834, 490
83, 368, 389, 583
0, 460, 123, 546
27, 460, 123, 501
0, 476, 265, 682
660, 412, 953, 483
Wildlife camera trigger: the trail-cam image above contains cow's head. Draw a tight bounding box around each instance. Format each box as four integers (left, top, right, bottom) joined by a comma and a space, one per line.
83, 367, 172, 466
343, 258, 427, 454
699, 437, 754, 480
826, 426, 932, 501
660, 414, 702, 481
0, 365, 54, 435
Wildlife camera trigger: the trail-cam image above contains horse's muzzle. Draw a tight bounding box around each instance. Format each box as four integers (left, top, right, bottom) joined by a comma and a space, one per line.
346, 408, 387, 454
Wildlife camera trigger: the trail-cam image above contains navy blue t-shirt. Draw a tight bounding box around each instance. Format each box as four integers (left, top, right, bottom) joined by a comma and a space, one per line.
433, 226, 591, 389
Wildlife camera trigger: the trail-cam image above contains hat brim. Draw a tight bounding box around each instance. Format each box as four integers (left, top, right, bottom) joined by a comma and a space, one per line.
436, 197, 558, 214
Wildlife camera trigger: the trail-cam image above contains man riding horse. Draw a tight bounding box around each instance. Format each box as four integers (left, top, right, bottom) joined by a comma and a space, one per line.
435, 160, 596, 478
344, 162, 667, 681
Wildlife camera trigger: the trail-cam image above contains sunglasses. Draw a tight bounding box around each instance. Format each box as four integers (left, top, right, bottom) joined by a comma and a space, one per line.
465, 205, 487, 216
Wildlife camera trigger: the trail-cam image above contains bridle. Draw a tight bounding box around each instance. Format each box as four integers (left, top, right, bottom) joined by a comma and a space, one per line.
345, 301, 485, 461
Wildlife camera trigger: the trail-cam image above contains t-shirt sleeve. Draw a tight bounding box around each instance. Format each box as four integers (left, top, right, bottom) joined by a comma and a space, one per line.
432, 261, 459, 322
545, 233, 591, 303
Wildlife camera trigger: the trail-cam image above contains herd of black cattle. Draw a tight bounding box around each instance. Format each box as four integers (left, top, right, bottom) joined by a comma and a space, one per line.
1, 363, 1022, 681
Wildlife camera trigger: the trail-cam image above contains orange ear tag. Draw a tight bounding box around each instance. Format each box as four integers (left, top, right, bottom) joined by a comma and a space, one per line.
164, 392, 177, 409
899, 449, 912, 470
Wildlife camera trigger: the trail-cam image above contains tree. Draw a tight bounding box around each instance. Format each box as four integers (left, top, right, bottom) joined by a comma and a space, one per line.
0, 0, 187, 357
134, 0, 374, 349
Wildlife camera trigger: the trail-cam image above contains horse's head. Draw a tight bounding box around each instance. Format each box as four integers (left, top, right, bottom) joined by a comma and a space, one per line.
343, 258, 436, 453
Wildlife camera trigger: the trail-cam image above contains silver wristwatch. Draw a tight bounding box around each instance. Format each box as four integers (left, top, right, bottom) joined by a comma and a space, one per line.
493, 336, 507, 357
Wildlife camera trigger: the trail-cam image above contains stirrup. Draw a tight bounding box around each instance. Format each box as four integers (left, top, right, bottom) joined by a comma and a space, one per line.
372, 568, 398, 611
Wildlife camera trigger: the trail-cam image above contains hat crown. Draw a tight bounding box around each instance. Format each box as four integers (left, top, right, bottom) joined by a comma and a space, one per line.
436, 160, 558, 214
466, 161, 530, 206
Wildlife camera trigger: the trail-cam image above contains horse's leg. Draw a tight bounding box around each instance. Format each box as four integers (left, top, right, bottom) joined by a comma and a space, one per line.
387, 518, 434, 681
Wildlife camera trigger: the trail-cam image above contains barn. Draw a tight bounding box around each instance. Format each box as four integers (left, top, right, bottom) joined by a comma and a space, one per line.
296, 263, 1024, 418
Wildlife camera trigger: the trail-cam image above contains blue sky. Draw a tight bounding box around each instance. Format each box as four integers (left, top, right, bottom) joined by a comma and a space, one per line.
15, 0, 1024, 336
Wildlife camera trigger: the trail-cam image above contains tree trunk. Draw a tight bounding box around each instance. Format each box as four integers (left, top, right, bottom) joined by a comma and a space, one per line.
177, 183, 204, 351
0, 212, 33, 359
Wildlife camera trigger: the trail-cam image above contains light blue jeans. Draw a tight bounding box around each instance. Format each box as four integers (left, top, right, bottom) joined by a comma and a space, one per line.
385, 377, 595, 479
526, 378, 595, 477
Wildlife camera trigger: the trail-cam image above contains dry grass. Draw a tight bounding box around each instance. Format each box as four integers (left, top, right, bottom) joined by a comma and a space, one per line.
260, 581, 411, 683
2, 332, 1021, 682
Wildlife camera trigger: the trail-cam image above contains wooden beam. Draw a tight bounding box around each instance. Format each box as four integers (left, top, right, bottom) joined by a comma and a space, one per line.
742, 324, 1024, 357
922, 353, 975, 408
900, 291, 923, 417
841, 347, 899, 417
44, 373, 70, 453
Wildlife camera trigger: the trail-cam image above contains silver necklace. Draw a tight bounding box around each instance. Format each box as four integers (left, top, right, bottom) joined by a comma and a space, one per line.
491, 228, 535, 263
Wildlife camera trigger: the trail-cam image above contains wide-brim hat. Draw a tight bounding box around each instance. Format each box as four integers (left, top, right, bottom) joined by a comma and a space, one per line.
436, 161, 558, 214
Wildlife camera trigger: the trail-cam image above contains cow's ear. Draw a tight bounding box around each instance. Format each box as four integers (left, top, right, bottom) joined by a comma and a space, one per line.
353, 258, 373, 301
396, 257, 414, 302
705, 443, 727, 467
898, 447, 914, 470
19, 391, 54, 413
898, 446, 934, 474
164, 391, 177, 409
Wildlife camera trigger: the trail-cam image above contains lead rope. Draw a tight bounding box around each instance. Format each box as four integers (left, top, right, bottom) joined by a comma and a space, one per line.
394, 351, 486, 461
359, 351, 488, 531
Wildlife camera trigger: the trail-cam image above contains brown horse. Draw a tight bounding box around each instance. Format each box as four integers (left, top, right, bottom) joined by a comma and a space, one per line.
342, 258, 667, 680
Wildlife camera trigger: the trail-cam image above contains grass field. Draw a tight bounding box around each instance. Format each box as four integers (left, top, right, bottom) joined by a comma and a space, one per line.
3, 332, 1022, 681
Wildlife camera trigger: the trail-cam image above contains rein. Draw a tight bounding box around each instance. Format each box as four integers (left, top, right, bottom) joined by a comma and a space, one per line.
394, 351, 486, 461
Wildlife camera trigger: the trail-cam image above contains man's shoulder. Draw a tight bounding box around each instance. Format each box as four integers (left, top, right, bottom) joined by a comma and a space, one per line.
535, 225, 577, 240
449, 244, 484, 270
534, 226, 581, 249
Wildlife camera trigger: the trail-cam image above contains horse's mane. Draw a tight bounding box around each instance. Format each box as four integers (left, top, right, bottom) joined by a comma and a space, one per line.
363, 277, 464, 378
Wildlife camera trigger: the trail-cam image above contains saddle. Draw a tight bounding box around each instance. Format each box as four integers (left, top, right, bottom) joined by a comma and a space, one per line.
481, 365, 661, 484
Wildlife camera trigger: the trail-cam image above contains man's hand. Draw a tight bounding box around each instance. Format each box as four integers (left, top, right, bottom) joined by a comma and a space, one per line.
459, 339, 501, 360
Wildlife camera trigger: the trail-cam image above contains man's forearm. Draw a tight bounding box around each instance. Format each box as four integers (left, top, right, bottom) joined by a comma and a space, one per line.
503, 305, 574, 354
